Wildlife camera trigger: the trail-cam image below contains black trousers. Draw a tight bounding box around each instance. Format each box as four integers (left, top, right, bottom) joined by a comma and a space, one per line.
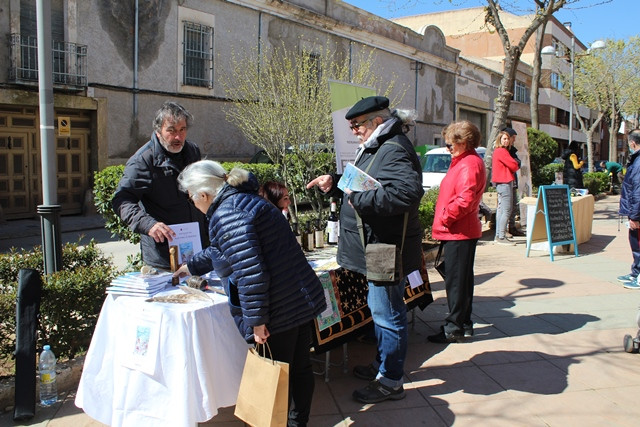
260, 322, 315, 427
442, 239, 479, 335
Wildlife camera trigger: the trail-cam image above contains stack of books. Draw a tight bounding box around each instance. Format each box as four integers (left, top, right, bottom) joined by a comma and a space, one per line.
106, 271, 173, 297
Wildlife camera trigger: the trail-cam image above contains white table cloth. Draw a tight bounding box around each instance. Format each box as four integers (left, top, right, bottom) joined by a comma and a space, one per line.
75, 288, 249, 427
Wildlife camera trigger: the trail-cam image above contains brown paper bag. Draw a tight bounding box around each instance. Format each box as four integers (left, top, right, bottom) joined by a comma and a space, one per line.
234, 344, 290, 427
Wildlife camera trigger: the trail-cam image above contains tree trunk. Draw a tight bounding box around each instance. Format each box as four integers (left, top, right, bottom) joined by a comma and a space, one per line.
484, 46, 521, 187
530, 19, 549, 130
573, 99, 605, 173
609, 109, 622, 162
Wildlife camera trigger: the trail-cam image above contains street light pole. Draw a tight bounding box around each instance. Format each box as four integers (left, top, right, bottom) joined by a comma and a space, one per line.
568, 35, 575, 147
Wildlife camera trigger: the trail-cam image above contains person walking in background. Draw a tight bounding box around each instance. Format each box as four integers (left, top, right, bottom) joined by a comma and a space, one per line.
562, 141, 584, 189
306, 96, 423, 404
618, 129, 640, 290
600, 160, 624, 194
502, 127, 525, 237
492, 130, 520, 245
259, 180, 292, 219
173, 160, 326, 426
429, 120, 486, 343
112, 101, 207, 270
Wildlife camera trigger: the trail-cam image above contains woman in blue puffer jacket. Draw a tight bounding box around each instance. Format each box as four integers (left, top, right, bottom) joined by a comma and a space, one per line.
173, 160, 326, 426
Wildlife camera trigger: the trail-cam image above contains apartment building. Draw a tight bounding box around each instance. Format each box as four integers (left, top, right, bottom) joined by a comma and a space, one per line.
393, 7, 605, 160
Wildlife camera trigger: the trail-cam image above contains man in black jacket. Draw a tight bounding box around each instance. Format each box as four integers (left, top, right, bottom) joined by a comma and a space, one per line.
307, 96, 424, 404
112, 101, 207, 269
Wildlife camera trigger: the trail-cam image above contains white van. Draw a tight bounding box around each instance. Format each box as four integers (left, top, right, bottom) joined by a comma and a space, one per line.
422, 146, 486, 190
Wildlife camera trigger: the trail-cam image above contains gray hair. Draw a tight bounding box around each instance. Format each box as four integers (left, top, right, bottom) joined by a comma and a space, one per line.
629, 129, 640, 145
178, 160, 251, 199
367, 108, 417, 130
153, 101, 194, 133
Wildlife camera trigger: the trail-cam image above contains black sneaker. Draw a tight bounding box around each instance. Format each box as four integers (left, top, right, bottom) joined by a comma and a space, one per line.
463, 323, 474, 337
509, 228, 526, 237
427, 326, 463, 344
353, 364, 377, 381
352, 380, 405, 403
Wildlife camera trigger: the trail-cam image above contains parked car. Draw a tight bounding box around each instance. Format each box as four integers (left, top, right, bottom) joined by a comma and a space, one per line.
422, 146, 486, 190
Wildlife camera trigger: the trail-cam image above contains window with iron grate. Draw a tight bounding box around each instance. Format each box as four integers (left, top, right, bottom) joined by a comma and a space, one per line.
183, 21, 213, 88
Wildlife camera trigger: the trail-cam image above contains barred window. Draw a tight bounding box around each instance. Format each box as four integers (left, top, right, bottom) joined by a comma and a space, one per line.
514, 80, 530, 103
182, 21, 213, 88
550, 106, 557, 124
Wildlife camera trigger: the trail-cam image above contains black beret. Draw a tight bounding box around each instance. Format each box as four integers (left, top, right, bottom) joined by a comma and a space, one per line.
502, 127, 517, 136
345, 96, 390, 120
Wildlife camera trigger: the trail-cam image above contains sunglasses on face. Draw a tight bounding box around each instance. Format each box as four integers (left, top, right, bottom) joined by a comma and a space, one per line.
349, 119, 370, 131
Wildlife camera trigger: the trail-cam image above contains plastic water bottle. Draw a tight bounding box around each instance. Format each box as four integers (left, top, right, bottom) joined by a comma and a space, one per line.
39, 345, 58, 406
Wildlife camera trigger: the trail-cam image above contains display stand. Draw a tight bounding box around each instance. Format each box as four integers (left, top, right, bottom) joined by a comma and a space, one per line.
525, 185, 578, 261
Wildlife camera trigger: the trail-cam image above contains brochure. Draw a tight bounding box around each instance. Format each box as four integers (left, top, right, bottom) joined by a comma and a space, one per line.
168, 222, 203, 264
337, 163, 381, 192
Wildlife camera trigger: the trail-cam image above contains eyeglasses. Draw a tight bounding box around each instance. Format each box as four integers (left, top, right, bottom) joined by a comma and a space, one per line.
349, 119, 370, 131
187, 193, 197, 205
445, 143, 453, 150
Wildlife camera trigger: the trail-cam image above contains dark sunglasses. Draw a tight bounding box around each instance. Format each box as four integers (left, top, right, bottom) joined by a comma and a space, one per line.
349, 119, 369, 131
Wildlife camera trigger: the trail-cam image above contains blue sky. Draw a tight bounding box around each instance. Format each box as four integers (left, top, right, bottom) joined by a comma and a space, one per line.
343, 0, 638, 45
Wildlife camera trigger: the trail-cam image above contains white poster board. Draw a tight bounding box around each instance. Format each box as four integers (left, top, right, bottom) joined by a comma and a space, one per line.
328, 80, 376, 173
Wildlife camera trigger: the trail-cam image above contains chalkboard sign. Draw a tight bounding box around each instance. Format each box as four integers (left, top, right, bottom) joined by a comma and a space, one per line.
544, 187, 574, 243
525, 185, 578, 261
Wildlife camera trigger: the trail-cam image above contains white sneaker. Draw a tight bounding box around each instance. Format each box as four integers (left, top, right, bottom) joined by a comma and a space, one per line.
623, 280, 640, 290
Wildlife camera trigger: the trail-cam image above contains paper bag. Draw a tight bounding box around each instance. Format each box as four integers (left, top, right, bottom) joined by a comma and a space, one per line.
234, 345, 290, 427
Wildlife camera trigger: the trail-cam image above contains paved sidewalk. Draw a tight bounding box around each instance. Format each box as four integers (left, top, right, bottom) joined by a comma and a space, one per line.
2, 194, 640, 426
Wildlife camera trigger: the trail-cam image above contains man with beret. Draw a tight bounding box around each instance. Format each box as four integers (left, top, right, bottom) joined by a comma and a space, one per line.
502, 127, 525, 237
307, 96, 424, 403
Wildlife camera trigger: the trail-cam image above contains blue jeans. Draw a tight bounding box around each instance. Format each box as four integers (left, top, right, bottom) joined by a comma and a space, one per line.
367, 279, 408, 388
496, 182, 513, 239
629, 228, 640, 278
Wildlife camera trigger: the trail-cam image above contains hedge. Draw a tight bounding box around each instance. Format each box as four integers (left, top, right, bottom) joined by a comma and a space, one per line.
0, 241, 118, 361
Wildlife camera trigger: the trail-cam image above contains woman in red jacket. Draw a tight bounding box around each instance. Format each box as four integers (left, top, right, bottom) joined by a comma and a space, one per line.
491, 130, 520, 245
429, 120, 486, 343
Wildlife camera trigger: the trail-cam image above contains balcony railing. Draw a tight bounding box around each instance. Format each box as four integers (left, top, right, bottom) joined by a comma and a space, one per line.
9, 34, 87, 88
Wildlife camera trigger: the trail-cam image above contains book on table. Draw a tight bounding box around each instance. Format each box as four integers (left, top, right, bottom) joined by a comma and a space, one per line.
106, 271, 172, 297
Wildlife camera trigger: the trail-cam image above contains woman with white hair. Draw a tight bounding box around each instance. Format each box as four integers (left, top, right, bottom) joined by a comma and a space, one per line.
173, 160, 326, 426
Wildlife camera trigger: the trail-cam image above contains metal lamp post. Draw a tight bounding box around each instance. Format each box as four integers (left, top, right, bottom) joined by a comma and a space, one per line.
36, 0, 62, 274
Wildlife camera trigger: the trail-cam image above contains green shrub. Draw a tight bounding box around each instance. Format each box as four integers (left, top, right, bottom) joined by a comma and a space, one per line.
0, 241, 118, 361
93, 165, 139, 244
221, 162, 282, 185
418, 187, 439, 241
583, 171, 609, 195
527, 128, 558, 182
537, 163, 564, 188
